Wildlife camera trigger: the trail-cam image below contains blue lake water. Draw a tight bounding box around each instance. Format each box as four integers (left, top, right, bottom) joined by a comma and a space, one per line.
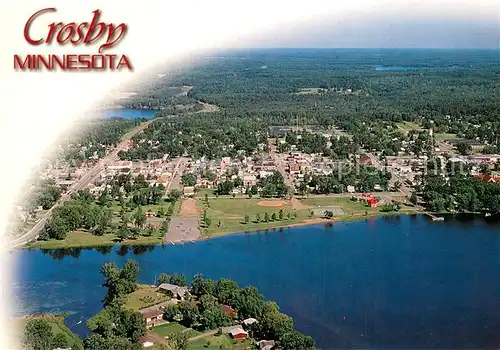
100, 108, 157, 119
11, 215, 500, 349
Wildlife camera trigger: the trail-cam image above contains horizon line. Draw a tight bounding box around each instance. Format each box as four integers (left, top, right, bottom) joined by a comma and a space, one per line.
213, 47, 500, 51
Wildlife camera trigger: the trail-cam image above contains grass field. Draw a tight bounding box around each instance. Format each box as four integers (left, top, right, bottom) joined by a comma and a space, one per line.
124, 284, 170, 311
23, 198, 181, 250
188, 334, 251, 350
434, 132, 458, 142
24, 230, 165, 249
396, 121, 422, 134
151, 322, 201, 338
198, 197, 309, 235
300, 196, 419, 218
300, 197, 380, 215
17, 315, 83, 349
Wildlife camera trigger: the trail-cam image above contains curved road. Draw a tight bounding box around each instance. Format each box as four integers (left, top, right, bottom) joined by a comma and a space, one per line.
4, 119, 157, 250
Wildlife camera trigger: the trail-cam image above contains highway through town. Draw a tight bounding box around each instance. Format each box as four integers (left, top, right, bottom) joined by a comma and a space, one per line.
4, 119, 156, 250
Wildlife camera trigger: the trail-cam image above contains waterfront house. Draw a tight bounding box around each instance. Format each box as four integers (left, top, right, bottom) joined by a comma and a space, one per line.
221, 304, 236, 318
242, 318, 258, 327
138, 336, 155, 348
228, 327, 249, 339
157, 283, 190, 300
258, 340, 276, 350
141, 309, 164, 326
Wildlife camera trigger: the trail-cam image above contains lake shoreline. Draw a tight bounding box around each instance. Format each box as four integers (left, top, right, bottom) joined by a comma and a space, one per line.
14, 214, 500, 348
21, 209, 423, 250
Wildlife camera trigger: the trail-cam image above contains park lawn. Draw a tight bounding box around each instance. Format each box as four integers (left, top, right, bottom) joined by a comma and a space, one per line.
188, 334, 251, 350
151, 322, 186, 337
124, 284, 170, 311
18, 315, 83, 349
396, 121, 422, 134
195, 188, 215, 198
434, 132, 458, 142
300, 196, 378, 214
151, 322, 201, 338
300, 196, 420, 218
198, 197, 310, 235
23, 230, 165, 249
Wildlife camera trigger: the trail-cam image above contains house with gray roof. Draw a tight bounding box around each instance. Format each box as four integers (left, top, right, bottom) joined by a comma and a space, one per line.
157, 283, 190, 300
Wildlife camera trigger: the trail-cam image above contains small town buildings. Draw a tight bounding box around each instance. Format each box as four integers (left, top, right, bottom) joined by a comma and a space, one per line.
155, 176, 169, 186
243, 174, 257, 187
107, 161, 133, 171
242, 318, 258, 327
228, 327, 249, 339
157, 283, 190, 300
258, 340, 276, 350
288, 163, 300, 175
474, 174, 500, 183
183, 186, 195, 197
367, 197, 378, 207
138, 337, 154, 348
358, 154, 372, 166
141, 309, 164, 326
221, 304, 236, 318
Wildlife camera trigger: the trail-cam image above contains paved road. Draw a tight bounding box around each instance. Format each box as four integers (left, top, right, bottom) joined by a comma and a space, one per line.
4, 119, 156, 250
268, 138, 294, 189
166, 157, 188, 192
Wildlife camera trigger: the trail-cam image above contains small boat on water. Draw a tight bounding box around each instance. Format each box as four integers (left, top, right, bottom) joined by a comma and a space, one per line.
432, 216, 444, 221
485, 213, 492, 217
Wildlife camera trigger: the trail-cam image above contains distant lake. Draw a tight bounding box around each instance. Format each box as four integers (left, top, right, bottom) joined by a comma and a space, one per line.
11, 215, 500, 349
99, 108, 157, 120
372, 65, 461, 72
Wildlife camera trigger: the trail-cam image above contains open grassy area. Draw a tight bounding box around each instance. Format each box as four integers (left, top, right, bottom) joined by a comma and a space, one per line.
396, 121, 422, 134
124, 284, 170, 311
300, 197, 379, 214
17, 315, 83, 349
151, 322, 186, 337
188, 334, 251, 350
198, 197, 309, 235
23, 230, 165, 249
300, 196, 419, 218
434, 132, 458, 142
151, 322, 202, 338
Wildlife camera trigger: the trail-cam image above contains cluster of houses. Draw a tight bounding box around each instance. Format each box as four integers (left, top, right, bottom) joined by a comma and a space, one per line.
137, 283, 276, 349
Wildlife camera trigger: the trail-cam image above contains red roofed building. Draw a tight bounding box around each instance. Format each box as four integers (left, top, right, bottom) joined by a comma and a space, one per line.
358, 154, 373, 166
221, 305, 236, 318
288, 163, 300, 175
474, 174, 500, 183
367, 197, 378, 208
228, 327, 249, 339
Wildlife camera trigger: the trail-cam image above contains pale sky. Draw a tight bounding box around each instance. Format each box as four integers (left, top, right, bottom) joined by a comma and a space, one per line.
238, 1, 500, 49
